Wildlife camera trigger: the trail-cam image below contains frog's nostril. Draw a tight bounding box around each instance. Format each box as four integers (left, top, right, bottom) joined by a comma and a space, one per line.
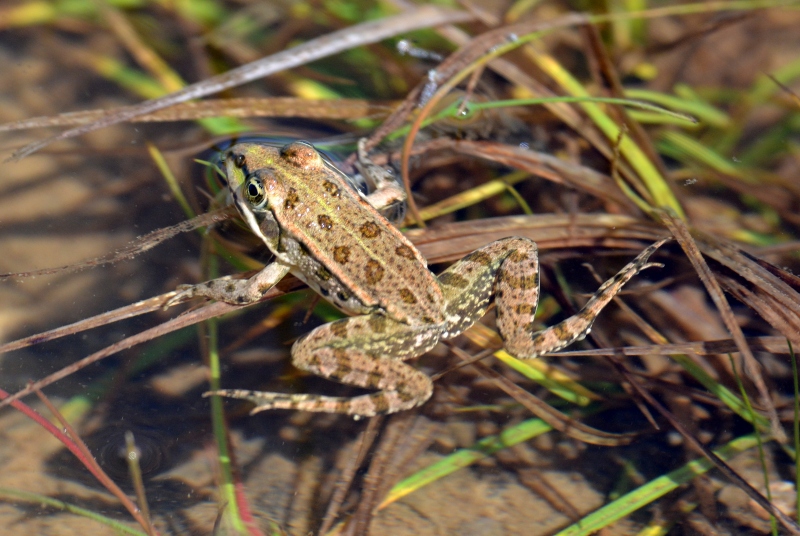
234, 154, 246, 168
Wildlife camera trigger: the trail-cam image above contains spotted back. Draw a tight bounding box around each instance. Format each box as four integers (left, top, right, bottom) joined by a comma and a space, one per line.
227, 142, 444, 326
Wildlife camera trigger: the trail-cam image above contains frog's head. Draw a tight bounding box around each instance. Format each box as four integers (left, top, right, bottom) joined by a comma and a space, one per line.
224, 141, 327, 239
225, 144, 273, 208
224, 141, 326, 208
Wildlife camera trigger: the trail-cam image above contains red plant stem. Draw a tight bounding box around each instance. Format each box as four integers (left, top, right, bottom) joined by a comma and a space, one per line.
0, 387, 157, 535
233, 480, 266, 536
31, 389, 157, 536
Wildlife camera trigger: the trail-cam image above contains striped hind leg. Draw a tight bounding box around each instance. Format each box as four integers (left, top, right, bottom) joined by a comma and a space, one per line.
205, 315, 439, 417
499, 238, 668, 358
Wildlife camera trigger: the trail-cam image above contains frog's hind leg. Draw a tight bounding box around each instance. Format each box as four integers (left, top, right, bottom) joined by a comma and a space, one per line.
206, 316, 439, 417
436, 236, 667, 359
500, 238, 668, 359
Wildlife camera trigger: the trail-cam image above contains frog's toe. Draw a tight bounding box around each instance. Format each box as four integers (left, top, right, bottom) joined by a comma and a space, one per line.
203, 388, 245, 399
163, 284, 198, 308
204, 389, 299, 413
203, 388, 267, 403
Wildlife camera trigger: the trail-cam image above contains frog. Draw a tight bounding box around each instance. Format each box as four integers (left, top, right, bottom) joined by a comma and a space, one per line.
175, 140, 667, 417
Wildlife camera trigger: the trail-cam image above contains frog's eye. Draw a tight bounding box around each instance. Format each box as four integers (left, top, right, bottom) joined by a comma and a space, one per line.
243, 177, 267, 208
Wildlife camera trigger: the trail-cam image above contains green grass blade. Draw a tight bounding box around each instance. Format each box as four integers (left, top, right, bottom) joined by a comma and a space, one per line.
148, 143, 196, 219
494, 350, 597, 406
731, 354, 777, 534
380, 418, 553, 508
624, 88, 730, 128
531, 51, 686, 218
670, 353, 770, 432
0, 487, 147, 536
658, 130, 745, 179
556, 434, 760, 536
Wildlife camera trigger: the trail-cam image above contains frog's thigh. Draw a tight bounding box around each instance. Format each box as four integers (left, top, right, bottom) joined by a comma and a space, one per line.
438, 237, 539, 339
289, 316, 439, 414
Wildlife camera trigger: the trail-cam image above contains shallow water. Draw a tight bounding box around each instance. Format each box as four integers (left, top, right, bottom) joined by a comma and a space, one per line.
2, 5, 800, 535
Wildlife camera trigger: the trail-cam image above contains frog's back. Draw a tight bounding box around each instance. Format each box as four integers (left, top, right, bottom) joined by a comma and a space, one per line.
260, 142, 444, 325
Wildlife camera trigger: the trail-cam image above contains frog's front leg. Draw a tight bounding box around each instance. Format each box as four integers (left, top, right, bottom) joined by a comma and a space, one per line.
437, 237, 668, 358
206, 314, 439, 416
168, 261, 291, 307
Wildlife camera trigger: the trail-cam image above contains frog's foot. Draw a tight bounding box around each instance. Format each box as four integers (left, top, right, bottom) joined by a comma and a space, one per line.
165, 262, 292, 309
163, 277, 244, 309
203, 388, 428, 417
504, 237, 669, 358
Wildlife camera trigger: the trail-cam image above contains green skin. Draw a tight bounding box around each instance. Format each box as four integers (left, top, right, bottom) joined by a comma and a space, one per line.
176, 140, 666, 417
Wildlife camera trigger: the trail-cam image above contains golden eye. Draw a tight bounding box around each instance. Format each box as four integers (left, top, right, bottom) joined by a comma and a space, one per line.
243, 177, 267, 208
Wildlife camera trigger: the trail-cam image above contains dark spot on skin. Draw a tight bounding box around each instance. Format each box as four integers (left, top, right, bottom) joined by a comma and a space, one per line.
306, 353, 322, 370
335, 363, 353, 377
359, 221, 381, 239
365, 260, 385, 284
333, 245, 351, 264
395, 245, 416, 260
323, 181, 340, 197
315, 266, 332, 281
515, 303, 536, 315
500, 271, 537, 290
464, 250, 493, 266
439, 272, 469, 289
318, 287, 330, 297
332, 347, 349, 359
396, 389, 416, 403
422, 316, 435, 324
330, 320, 349, 339
371, 396, 390, 413
508, 250, 530, 263
226, 283, 236, 292
398, 288, 417, 304
284, 188, 300, 210
318, 214, 334, 230
258, 283, 272, 294
367, 371, 383, 388
368, 315, 387, 333
551, 323, 569, 339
